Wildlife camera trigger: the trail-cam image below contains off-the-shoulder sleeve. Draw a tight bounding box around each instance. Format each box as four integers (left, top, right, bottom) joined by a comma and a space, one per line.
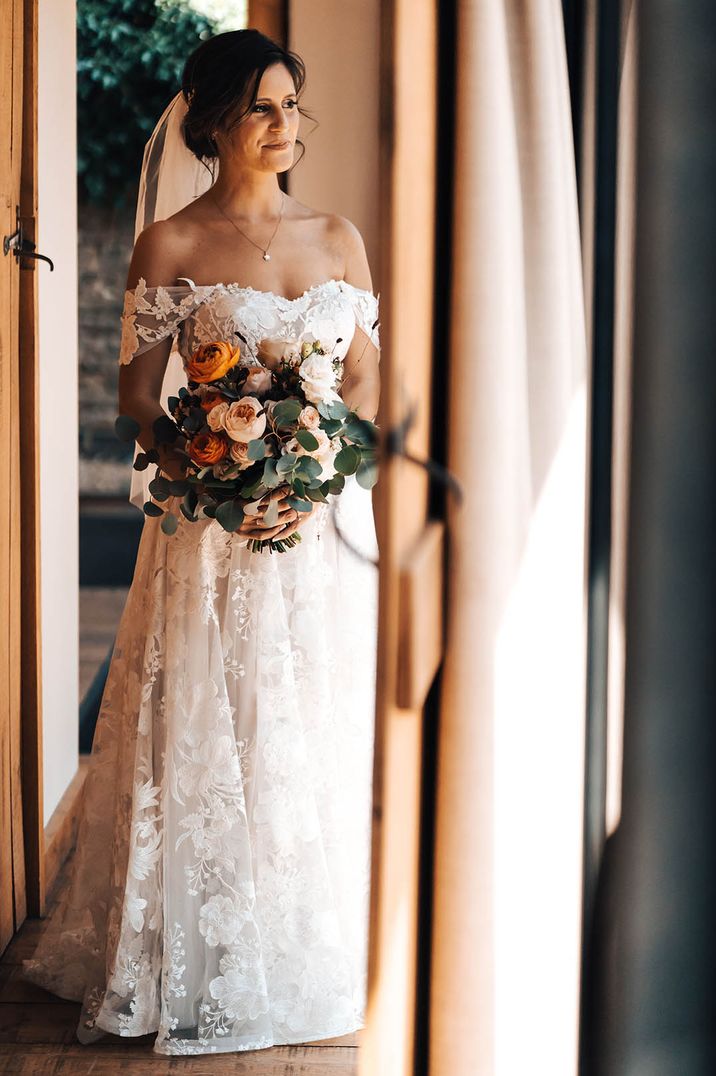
341, 281, 380, 350
118, 277, 209, 365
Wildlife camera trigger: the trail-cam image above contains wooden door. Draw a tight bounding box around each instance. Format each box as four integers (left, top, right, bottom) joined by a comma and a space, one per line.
1, 0, 43, 950
360, 1, 441, 1073
1, 0, 27, 950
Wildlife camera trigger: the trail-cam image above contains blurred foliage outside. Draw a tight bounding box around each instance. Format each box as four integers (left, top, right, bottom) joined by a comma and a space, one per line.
78, 0, 247, 208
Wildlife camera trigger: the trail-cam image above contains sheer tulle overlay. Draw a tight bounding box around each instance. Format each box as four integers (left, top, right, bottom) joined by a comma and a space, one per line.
21, 278, 380, 1055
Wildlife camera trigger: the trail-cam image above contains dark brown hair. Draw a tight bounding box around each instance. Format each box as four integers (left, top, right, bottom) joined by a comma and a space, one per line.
180, 28, 313, 173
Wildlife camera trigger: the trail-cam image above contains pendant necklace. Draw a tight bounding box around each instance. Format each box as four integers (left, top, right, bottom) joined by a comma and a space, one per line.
211, 190, 285, 261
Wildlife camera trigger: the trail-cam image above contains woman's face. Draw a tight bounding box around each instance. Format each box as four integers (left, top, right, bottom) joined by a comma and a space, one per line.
220, 62, 300, 173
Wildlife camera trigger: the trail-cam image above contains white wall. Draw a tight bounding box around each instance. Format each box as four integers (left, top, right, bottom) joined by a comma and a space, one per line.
38, 0, 79, 825
288, 0, 381, 285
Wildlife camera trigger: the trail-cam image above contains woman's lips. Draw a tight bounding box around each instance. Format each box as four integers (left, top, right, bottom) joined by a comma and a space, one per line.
265, 140, 290, 149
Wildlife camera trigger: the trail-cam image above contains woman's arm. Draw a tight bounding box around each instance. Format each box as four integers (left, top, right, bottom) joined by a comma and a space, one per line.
117, 222, 190, 482
334, 216, 381, 421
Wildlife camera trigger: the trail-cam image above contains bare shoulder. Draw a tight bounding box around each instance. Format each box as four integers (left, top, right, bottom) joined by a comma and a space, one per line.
125, 218, 192, 291
325, 213, 373, 291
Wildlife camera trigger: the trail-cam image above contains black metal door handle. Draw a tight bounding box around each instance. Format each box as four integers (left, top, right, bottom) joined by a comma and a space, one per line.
3, 208, 54, 271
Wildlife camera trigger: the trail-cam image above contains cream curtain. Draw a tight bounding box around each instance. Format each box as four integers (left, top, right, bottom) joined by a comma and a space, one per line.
430, 3, 588, 1074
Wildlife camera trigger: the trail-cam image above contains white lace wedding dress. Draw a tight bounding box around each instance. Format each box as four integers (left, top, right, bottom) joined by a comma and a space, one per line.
21, 276, 380, 1056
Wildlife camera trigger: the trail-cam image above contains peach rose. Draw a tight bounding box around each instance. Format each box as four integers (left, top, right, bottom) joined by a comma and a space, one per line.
206, 400, 229, 432
298, 405, 321, 430
222, 397, 267, 443
240, 367, 273, 398
185, 340, 240, 383
256, 337, 302, 371
188, 430, 229, 465
228, 440, 254, 469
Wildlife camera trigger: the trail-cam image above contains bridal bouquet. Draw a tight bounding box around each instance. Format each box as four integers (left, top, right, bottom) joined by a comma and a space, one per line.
115, 330, 378, 552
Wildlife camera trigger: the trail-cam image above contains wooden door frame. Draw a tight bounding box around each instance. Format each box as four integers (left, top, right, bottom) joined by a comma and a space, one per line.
360, 2, 440, 1073
1, 0, 43, 951
18, 0, 44, 920
0, 0, 21, 957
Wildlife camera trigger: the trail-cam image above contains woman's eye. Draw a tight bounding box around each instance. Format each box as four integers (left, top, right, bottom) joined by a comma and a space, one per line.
254, 101, 297, 112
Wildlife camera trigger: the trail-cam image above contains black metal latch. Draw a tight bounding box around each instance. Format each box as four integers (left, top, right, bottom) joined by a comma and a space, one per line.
3, 207, 54, 271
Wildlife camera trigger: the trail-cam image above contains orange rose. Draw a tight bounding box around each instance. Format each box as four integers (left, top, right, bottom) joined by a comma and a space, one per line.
188, 431, 230, 465
185, 340, 240, 383
199, 390, 226, 412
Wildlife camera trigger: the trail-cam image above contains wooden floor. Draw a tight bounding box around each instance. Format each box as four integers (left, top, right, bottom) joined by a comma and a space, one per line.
0, 861, 361, 1074
79, 586, 129, 701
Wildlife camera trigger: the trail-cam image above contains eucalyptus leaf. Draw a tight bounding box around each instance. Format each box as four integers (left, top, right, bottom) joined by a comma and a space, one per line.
295, 428, 319, 451
320, 418, 343, 438
160, 512, 179, 535
153, 414, 179, 443
272, 398, 303, 427
356, 459, 378, 489
296, 456, 323, 481
143, 501, 164, 517
326, 399, 349, 420
148, 477, 171, 501
287, 495, 312, 513
262, 458, 280, 488
276, 452, 297, 475
215, 498, 246, 533
260, 497, 278, 528
247, 438, 267, 461
133, 452, 149, 471
114, 413, 141, 442
334, 444, 360, 475
344, 416, 378, 446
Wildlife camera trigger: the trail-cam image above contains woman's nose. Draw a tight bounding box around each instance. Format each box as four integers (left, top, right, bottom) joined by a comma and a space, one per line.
270, 111, 290, 132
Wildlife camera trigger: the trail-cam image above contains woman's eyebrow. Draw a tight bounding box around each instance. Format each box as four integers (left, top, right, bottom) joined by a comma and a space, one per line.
255, 93, 296, 101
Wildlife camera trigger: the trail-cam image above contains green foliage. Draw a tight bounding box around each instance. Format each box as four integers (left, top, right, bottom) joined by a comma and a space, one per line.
215, 497, 246, 533
77, 0, 219, 207
160, 511, 179, 534
114, 413, 141, 440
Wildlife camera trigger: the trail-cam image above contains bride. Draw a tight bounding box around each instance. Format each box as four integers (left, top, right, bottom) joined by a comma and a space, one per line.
22, 28, 380, 1056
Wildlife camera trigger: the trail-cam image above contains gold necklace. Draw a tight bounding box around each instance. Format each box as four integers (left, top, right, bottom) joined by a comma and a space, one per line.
210, 190, 285, 262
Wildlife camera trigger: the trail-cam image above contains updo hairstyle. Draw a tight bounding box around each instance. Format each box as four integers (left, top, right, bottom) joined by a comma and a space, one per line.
180, 28, 312, 172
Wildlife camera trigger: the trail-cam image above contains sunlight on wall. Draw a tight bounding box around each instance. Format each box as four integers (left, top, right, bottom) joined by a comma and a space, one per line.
38, 0, 80, 825
494, 386, 587, 1076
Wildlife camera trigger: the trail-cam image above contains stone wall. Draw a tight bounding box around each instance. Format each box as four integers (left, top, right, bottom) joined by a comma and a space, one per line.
78, 200, 136, 497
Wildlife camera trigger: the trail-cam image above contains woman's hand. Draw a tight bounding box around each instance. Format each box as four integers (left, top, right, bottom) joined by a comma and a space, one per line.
234, 484, 317, 542
157, 439, 190, 484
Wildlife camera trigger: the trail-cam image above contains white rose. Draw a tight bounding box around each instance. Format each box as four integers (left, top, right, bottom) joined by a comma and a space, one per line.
222, 397, 267, 443
239, 367, 273, 398
298, 405, 321, 430
299, 352, 340, 406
